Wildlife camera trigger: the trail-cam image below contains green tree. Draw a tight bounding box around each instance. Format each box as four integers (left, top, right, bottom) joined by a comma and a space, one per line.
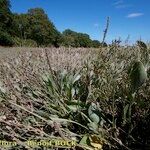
62, 29, 92, 47
0, 0, 14, 46
0, 0, 12, 30
74, 33, 92, 47
0, 30, 14, 46
27, 8, 60, 46
62, 30, 76, 47
11, 13, 30, 39
92, 40, 101, 48
62, 29, 76, 36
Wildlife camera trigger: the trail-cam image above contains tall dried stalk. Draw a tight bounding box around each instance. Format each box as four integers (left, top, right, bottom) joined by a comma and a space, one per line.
102, 17, 110, 46
44, 48, 53, 75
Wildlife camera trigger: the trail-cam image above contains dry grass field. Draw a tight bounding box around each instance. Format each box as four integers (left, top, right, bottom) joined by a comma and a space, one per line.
0, 45, 150, 150
0, 47, 98, 70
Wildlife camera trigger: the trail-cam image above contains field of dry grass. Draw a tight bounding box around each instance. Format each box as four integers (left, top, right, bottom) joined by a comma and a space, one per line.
0, 45, 150, 150
0, 47, 98, 70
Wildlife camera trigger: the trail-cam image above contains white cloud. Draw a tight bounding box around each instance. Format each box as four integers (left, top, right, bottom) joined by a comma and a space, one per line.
113, 0, 132, 9
94, 23, 99, 28
115, 4, 132, 9
127, 13, 144, 18
113, 0, 123, 6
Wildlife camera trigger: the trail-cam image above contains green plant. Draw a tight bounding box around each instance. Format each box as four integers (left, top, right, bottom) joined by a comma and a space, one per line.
13, 37, 37, 47
129, 61, 147, 93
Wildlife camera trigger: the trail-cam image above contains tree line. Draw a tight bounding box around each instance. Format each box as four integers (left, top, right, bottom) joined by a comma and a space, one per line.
0, 0, 105, 47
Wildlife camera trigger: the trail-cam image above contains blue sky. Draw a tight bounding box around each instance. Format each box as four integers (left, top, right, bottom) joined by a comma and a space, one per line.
10, 0, 150, 43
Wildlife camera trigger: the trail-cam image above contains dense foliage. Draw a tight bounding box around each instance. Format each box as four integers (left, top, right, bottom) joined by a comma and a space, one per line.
0, 0, 102, 47
0, 0, 14, 46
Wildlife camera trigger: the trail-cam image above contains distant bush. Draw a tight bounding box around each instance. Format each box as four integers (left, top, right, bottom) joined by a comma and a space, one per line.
92, 40, 101, 48
13, 37, 37, 47
62, 29, 93, 47
0, 31, 14, 46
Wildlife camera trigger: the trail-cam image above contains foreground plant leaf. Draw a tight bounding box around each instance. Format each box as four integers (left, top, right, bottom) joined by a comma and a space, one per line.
89, 135, 103, 150
129, 61, 147, 93
79, 135, 90, 146
87, 122, 98, 133
79, 135, 103, 150
88, 102, 100, 124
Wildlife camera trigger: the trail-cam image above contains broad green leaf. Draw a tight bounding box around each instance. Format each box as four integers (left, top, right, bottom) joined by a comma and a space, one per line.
89, 135, 103, 150
67, 105, 78, 112
88, 103, 100, 124
79, 135, 89, 146
123, 104, 129, 125
72, 74, 81, 84
129, 61, 147, 92
87, 122, 98, 133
